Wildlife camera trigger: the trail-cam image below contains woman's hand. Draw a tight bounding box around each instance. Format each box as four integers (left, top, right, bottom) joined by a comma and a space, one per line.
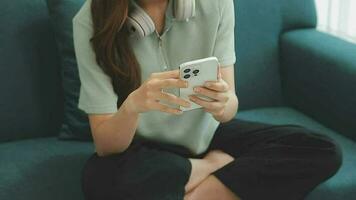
188, 70, 233, 118
126, 69, 191, 115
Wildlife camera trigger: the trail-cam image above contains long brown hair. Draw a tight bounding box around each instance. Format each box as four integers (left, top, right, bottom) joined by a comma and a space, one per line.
90, 0, 142, 107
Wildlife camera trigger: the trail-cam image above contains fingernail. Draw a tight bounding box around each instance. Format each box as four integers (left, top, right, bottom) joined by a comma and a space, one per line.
194, 87, 200, 92
205, 83, 211, 87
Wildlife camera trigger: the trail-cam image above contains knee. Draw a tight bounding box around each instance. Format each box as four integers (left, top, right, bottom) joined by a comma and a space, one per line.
311, 137, 343, 184
118, 150, 192, 199
315, 134, 343, 179
142, 151, 192, 186
293, 128, 343, 178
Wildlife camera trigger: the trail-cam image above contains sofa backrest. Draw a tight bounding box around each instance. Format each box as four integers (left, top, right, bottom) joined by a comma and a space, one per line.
0, 0, 64, 142
235, 0, 317, 110
0, 0, 317, 142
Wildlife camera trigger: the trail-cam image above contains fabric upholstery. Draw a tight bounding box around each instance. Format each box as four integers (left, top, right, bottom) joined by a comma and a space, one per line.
0, 0, 63, 142
0, 138, 93, 200
281, 0, 317, 31
280, 29, 356, 141
234, 0, 316, 110
234, 0, 284, 110
46, 0, 92, 140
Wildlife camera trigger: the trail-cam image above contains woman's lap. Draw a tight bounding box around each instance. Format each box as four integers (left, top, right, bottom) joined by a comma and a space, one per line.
81, 118, 343, 200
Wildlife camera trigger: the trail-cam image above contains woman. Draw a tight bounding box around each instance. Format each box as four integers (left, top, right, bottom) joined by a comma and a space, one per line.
73, 0, 342, 199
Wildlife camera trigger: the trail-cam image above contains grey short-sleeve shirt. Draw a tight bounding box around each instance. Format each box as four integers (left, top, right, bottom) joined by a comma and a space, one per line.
73, 0, 236, 155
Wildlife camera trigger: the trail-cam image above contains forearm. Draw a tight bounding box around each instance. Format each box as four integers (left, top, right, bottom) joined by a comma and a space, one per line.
213, 91, 238, 123
93, 94, 140, 156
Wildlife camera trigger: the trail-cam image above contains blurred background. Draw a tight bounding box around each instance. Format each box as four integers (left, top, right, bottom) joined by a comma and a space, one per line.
315, 0, 356, 43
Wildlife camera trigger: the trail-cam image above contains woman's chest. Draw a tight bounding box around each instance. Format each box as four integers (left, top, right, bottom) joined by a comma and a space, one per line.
129, 18, 219, 83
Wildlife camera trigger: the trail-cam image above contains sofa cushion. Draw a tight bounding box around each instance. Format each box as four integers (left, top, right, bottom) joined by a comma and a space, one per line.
0, 138, 93, 200
280, 29, 356, 141
237, 107, 356, 200
0, 0, 63, 142
46, 0, 91, 140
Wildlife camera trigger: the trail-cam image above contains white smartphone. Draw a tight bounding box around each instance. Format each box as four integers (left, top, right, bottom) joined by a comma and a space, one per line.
179, 57, 219, 112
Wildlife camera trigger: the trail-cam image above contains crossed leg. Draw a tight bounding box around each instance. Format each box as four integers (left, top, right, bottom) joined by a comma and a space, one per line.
183, 118, 342, 200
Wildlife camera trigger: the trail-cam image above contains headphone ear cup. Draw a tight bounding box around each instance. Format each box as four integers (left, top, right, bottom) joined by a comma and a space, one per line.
174, 0, 195, 21
126, 7, 155, 38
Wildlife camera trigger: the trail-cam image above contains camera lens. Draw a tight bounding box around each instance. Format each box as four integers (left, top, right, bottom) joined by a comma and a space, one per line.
184, 69, 191, 73
184, 74, 191, 79
193, 69, 199, 74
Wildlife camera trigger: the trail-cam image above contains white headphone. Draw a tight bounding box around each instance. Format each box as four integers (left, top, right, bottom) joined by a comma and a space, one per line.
126, 0, 196, 38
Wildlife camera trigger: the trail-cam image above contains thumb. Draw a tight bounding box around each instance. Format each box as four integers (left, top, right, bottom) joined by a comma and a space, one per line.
218, 66, 222, 80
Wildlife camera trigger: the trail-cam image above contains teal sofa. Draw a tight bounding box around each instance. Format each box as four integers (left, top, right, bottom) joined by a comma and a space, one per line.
1, 0, 355, 199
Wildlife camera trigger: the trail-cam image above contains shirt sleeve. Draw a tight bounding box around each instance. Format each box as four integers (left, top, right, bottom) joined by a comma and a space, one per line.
213, 0, 236, 67
73, 2, 118, 114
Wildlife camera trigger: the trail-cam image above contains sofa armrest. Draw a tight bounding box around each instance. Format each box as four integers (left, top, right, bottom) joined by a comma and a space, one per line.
280, 29, 356, 140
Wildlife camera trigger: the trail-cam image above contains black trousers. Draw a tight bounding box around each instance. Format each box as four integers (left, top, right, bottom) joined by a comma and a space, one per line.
81, 118, 342, 200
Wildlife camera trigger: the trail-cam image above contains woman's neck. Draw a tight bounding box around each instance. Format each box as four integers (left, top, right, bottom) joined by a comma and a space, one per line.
137, 0, 169, 35
138, 0, 168, 10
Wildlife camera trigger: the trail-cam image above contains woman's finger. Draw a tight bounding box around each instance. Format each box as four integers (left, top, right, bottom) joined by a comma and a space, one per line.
150, 69, 180, 79
218, 66, 222, 79
156, 91, 191, 108
204, 80, 229, 92
151, 101, 183, 115
203, 107, 224, 116
189, 95, 224, 110
193, 87, 229, 102
147, 78, 188, 90
159, 78, 188, 89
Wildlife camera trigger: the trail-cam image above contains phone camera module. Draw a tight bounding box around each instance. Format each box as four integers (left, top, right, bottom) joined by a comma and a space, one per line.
184, 69, 191, 73
193, 69, 200, 74
184, 74, 191, 79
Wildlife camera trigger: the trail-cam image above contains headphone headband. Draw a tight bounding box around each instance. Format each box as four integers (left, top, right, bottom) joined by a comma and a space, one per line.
174, 0, 196, 21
